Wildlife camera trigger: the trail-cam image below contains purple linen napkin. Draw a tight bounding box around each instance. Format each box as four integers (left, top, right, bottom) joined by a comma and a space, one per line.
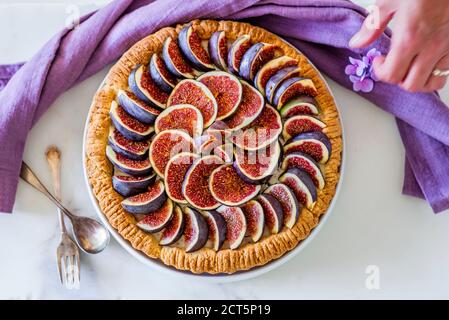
1, 0, 448, 213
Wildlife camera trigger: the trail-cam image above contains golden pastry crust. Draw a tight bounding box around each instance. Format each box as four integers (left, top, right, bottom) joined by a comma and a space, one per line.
85, 20, 343, 274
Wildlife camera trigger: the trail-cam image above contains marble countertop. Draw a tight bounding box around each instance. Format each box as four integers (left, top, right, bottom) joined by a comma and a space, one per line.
2, 0, 449, 299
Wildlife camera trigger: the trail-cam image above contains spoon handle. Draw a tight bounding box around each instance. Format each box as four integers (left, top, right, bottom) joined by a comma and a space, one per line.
20, 161, 74, 219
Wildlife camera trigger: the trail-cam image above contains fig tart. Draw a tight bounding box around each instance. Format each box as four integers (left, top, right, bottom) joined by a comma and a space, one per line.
85, 20, 342, 274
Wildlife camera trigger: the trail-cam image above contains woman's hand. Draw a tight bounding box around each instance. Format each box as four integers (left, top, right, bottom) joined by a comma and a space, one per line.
349, 0, 449, 92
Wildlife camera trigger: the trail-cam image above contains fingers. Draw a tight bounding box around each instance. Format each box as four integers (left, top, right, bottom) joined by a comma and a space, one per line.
399, 53, 440, 92
424, 55, 449, 92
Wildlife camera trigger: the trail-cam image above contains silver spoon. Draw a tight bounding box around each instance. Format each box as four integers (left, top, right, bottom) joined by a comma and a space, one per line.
20, 161, 110, 254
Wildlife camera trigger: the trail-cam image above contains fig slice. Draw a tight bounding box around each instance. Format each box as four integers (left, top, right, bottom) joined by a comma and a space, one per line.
149, 53, 177, 92
213, 143, 234, 163
154, 104, 203, 137
149, 129, 195, 177
257, 194, 284, 234
196, 132, 223, 156
106, 146, 152, 177
216, 206, 247, 249
182, 155, 223, 210
164, 152, 200, 204
265, 66, 301, 104
110, 101, 154, 141
209, 164, 261, 206
208, 31, 228, 70
241, 200, 265, 242
227, 34, 252, 75
254, 56, 297, 96
167, 79, 218, 128
231, 104, 282, 151
122, 180, 167, 215
112, 173, 156, 197
265, 183, 300, 229
108, 126, 149, 161
162, 37, 198, 79
280, 96, 319, 118
117, 89, 160, 124
239, 43, 283, 81
136, 198, 174, 233
233, 142, 281, 184
178, 24, 214, 71
273, 77, 318, 110
203, 210, 227, 251
282, 115, 326, 140
197, 71, 242, 120
284, 131, 332, 164
281, 152, 325, 189
183, 207, 209, 253
223, 81, 264, 131
128, 65, 169, 109
279, 168, 317, 209
160, 205, 185, 246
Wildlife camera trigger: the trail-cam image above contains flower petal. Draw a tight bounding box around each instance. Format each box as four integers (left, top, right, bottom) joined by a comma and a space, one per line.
360, 78, 374, 93
349, 56, 363, 66
349, 75, 360, 83
356, 65, 366, 77
353, 80, 362, 92
345, 65, 357, 75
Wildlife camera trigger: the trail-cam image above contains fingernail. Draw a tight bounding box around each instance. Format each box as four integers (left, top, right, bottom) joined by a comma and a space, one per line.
349, 33, 361, 48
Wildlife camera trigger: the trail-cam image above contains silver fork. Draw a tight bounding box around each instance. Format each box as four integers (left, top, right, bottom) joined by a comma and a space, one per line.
46, 146, 80, 289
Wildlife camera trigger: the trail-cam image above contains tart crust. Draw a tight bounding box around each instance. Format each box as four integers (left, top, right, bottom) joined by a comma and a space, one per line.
85, 20, 343, 274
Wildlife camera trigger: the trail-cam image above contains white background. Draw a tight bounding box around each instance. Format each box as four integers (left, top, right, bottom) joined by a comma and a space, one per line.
1, 0, 449, 299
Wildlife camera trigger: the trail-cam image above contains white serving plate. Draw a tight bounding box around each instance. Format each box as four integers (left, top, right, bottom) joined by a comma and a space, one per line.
82, 42, 345, 283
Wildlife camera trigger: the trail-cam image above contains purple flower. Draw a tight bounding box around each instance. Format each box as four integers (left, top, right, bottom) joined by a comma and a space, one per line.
345, 48, 381, 93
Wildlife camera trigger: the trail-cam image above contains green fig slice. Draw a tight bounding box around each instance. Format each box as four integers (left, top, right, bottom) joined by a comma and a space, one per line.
254, 56, 298, 95
149, 129, 195, 177
154, 104, 203, 137
106, 146, 152, 177
282, 152, 325, 189
160, 205, 185, 246
231, 104, 282, 151
241, 200, 265, 242
183, 207, 209, 253
164, 152, 199, 204
167, 79, 218, 128
239, 43, 283, 80
258, 194, 284, 234
197, 71, 243, 120
265, 183, 300, 229
209, 164, 261, 206
122, 180, 167, 215
136, 198, 174, 233
227, 35, 252, 74
282, 115, 326, 140
203, 211, 227, 251
110, 101, 154, 141
128, 65, 169, 109
273, 77, 318, 109
182, 155, 224, 210
280, 96, 319, 118
217, 206, 247, 249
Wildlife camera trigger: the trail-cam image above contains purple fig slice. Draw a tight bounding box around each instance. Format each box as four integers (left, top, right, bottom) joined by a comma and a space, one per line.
182, 155, 224, 210
154, 104, 203, 137
183, 207, 209, 253
148, 53, 177, 92
112, 173, 156, 197
279, 168, 317, 209
265, 183, 300, 229
208, 31, 228, 70
241, 200, 264, 242
167, 79, 218, 128
213, 143, 234, 163
282, 115, 326, 140
197, 71, 242, 120
122, 180, 167, 215
227, 35, 252, 74
282, 152, 325, 189
160, 205, 185, 246
149, 129, 195, 177
128, 65, 168, 109
231, 104, 282, 151
178, 24, 214, 71
106, 146, 152, 177
280, 96, 319, 118
117, 89, 160, 124
108, 126, 149, 161
162, 37, 198, 79
284, 131, 332, 164
258, 194, 284, 234
136, 198, 174, 232
233, 142, 281, 184
196, 133, 223, 156
209, 164, 261, 206
216, 206, 247, 249
110, 101, 154, 141
254, 56, 297, 95
273, 77, 318, 110
223, 80, 264, 131
265, 66, 301, 104
203, 210, 227, 251
164, 152, 199, 204
239, 43, 283, 81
